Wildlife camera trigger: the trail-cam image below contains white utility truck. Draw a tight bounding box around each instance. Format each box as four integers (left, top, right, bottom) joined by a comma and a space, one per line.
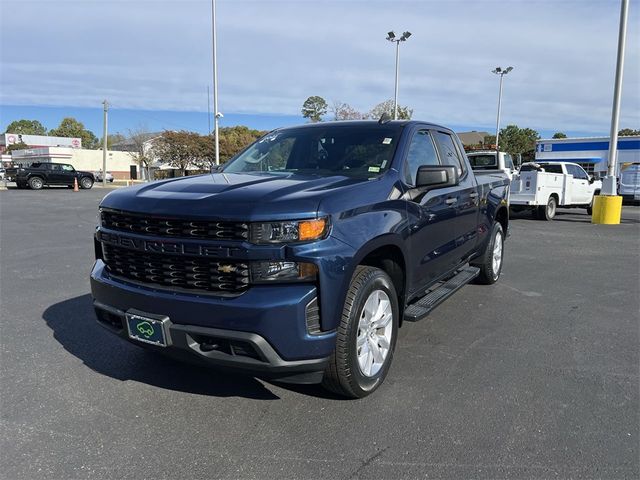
467, 151, 517, 180
510, 161, 601, 220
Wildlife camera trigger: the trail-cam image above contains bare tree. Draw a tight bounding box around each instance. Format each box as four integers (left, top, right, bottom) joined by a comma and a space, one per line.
330, 100, 367, 121
126, 125, 155, 180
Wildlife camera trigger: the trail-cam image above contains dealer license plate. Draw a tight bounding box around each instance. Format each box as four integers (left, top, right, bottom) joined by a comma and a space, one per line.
125, 312, 169, 347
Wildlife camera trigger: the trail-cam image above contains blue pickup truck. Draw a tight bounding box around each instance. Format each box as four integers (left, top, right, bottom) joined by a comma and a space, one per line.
90, 120, 509, 398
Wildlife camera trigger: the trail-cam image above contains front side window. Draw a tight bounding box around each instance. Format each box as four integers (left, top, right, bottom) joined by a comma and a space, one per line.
504, 154, 514, 169
432, 131, 465, 176
572, 165, 588, 180
62, 164, 75, 172
404, 130, 440, 185
223, 125, 402, 179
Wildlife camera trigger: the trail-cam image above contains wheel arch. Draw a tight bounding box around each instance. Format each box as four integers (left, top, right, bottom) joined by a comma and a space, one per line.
353, 239, 407, 326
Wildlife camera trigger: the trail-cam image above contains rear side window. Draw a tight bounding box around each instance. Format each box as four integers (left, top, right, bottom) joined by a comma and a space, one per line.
432, 131, 465, 176
404, 130, 440, 185
541, 164, 562, 174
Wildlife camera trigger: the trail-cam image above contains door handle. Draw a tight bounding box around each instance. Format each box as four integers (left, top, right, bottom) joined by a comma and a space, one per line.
469, 191, 479, 199
445, 197, 458, 205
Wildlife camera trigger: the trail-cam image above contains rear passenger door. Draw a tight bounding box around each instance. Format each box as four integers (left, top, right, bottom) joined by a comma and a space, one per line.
403, 129, 479, 294
431, 131, 480, 266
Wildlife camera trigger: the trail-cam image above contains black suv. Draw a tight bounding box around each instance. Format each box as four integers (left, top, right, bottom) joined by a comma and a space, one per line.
8, 162, 95, 190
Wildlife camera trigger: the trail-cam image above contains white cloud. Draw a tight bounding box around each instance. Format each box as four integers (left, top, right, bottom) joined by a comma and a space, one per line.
1, 0, 638, 134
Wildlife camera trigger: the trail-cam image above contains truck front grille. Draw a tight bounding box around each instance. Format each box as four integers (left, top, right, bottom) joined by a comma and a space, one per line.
102, 244, 249, 295
101, 209, 249, 241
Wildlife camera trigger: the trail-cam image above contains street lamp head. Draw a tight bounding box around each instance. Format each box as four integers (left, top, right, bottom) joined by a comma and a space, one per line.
504, 66, 514, 74
492, 67, 502, 74
401, 31, 412, 40
387, 31, 396, 41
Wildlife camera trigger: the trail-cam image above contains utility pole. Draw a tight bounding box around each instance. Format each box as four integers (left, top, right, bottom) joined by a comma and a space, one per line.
211, 0, 221, 165
492, 66, 513, 155
102, 100, 108, 187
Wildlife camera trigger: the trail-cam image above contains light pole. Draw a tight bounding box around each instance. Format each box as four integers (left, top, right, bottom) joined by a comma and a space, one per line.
592, 0, 628, 224
492, 66, 513, 154
386, 31, 412, 120
211, 0, 222, 165
603, 0, 629, 195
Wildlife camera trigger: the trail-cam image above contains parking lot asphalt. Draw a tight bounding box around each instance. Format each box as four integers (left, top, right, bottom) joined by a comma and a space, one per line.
1, 187, 638, 479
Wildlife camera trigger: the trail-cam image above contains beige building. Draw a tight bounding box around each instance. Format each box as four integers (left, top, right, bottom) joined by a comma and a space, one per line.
11, 147, 138, 179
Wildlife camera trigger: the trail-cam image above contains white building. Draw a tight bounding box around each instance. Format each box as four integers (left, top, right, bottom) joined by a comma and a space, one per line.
1, 133, 81, 152
11, 147, 138, 179
535, 136, 640, 176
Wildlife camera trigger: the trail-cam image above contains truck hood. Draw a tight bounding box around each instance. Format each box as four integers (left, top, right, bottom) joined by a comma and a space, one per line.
100, 172, 374, 220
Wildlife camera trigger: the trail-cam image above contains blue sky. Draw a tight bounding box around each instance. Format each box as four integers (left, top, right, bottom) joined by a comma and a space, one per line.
1, 0, 639, 139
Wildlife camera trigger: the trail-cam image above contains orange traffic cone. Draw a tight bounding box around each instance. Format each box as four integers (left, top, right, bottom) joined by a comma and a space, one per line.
73, 177, 79, 192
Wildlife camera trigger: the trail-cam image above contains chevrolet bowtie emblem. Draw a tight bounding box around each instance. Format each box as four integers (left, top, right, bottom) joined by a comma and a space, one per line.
218, 265, 237, 273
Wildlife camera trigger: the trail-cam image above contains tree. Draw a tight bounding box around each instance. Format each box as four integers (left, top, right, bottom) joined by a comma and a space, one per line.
104, 133, 126, 149
369, 99, 413, 120
618, 128, 640, 136
6, 142, 29, 153
126, 126, 155, 179
151, 130, 205, 176
4, 119, 47, 135
552, 132, 567, 139
218, 126, 264, 162
301, 96, 328, 122
497, 124, 540, 161
49, 117, 99, 149
330, 100, 367, 121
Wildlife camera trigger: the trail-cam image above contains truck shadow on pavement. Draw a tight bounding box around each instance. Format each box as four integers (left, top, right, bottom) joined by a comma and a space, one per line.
42, 294, 318, 400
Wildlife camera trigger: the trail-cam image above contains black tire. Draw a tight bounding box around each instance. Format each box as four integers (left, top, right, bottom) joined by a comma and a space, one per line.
80, 176, 94, 189
322, 266, 399, 398
474, 222, 505, 285
28, 176, 44, 190
586, 191, 599, 216
537, 196, 557, 221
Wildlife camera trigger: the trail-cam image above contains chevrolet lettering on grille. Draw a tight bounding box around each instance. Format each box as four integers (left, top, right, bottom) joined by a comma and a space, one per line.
98, 231, 229, 257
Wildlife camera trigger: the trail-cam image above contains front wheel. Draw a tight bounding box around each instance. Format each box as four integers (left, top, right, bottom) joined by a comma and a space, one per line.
474, 222, 504, 285
80, 176, 94, 189
322, 266, 399, 398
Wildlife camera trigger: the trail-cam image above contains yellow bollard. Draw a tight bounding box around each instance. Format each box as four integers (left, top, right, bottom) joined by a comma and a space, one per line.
591, 195, 623, 224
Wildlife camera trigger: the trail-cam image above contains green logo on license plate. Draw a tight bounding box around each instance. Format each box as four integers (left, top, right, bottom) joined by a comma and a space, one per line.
136, 321, 155, 338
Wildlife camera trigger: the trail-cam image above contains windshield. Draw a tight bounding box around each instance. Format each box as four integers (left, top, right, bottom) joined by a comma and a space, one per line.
223, 125, 403, 178
468, 154, 497, 169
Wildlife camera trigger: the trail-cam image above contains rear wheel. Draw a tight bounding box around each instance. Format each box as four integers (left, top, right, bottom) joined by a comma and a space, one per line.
80, 176, 94, 189
28, 176, 43, 190
474, 222, 504, 285
537, 196, 557, 220
322, 266, 399, 398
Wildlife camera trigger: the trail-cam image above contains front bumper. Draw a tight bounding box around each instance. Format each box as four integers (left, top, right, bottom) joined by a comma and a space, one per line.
90, 260, 336, 383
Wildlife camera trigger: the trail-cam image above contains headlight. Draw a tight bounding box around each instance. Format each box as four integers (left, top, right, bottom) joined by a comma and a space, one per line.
249, 218, 328, 244
250, 261, 318, 283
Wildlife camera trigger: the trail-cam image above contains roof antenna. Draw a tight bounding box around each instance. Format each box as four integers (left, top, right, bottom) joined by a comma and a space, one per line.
378, 113, 392, 125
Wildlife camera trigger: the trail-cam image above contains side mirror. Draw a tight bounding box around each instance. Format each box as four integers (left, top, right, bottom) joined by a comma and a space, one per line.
415, 165, 459, 189
210, 164, 223, 173
588, 175, 595, 184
